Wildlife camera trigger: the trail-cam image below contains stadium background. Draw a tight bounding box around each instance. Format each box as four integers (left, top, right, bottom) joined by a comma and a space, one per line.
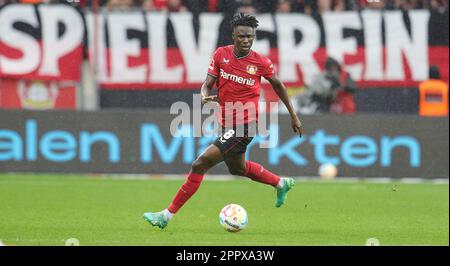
0, 0, 448, 246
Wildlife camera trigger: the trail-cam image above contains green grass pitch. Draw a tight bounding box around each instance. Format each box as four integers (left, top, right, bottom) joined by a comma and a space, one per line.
0, 174, 448, 246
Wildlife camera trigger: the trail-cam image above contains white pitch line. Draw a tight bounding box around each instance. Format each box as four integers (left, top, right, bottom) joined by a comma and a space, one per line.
2, 173, 448, 184
112, 175, 449, 184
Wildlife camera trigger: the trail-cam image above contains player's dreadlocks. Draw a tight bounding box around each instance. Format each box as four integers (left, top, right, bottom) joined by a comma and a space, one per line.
230, 13, 259, 30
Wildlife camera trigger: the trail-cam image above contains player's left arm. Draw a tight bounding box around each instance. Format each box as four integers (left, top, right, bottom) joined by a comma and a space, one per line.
267, 75, 303, 137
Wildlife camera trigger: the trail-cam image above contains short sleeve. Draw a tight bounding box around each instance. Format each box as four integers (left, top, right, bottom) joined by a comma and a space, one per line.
261, 57, 275, 79
207, 48, 221, 77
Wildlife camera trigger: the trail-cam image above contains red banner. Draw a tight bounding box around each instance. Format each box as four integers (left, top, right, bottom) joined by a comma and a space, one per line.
0, 4, 84, 82
0, 4, 448, 90
0, 79, 76, 109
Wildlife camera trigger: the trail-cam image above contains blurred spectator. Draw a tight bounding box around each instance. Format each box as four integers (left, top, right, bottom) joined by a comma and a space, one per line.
142, 0, 155, 10
238, 0, 256, 14
142, 0, 168, 11
290, 0, 315, 14
418, 66, 449, 116
304, 57, 357, 113
18, 0, 48, 3
277, 0, 292, 12
51, 0, 88, 6
167, 0, 187, 11
346, 0, 361, 10
429, 0, 448, 12
365, 0, 386, 9
333, 0, 346, 11
317, 0, 332, 13
207, 0, 218, 12
152, 0, 169, 9
254, 0, 277, 13
395, 0, 420, 9
181, 0, 219, 12
217, 0, 241, 15
106, 0, 134, 10
142, 0, 187, 12
217, 0, 261, 15
183, 0, 210, 13
302, 2, 314, 14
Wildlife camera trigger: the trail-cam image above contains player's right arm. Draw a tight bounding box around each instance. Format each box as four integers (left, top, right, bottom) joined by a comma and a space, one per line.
201, 74, 218, 104
201, 48, 221, 104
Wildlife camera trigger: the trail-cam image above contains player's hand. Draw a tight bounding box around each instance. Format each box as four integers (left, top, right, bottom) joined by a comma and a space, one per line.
291, 116, 303, 138
201, 95, 219, 104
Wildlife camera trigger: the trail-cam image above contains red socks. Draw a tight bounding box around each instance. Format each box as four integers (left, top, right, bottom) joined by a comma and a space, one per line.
245, 161, 280, 187
167, 162, 280, 214
168, 172, 204, 214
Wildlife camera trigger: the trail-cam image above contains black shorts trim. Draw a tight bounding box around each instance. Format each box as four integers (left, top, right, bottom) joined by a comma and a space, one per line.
213, 126, 254, 155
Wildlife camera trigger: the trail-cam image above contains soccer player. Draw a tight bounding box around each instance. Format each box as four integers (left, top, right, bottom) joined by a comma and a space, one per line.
144, 13, 303, 229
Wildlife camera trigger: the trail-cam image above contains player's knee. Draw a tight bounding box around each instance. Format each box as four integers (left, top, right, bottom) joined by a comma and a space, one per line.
191, 157, 210, 174
191, 159, 204, 174
228, 166, 246, 177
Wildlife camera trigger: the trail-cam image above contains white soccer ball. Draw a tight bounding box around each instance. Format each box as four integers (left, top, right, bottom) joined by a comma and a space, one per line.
318, 163, 338, 179
219, 204, 248, 232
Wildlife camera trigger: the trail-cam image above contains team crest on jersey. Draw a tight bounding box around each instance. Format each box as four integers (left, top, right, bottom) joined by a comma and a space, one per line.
246, 65, 257, 75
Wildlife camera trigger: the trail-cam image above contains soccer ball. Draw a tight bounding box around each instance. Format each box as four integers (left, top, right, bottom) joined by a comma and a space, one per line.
318, 163, 338, 180
219, 204, 248, 232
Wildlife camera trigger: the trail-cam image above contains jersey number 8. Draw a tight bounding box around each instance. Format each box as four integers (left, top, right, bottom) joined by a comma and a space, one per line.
219, 129, 235, 143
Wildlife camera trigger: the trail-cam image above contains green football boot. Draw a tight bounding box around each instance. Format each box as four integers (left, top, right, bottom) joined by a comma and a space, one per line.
275, 177, 295, 208
143, 211, 169, 229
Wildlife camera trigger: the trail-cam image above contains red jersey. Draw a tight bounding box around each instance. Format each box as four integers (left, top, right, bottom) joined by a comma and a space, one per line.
207, 45, 275, 127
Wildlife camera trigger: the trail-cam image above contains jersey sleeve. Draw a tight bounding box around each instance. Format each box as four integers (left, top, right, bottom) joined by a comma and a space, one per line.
260, 57, 275, 80
207, 48, 221, 78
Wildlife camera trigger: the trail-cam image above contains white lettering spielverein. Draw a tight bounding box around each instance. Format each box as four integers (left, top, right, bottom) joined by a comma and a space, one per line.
0, 7, 433, 85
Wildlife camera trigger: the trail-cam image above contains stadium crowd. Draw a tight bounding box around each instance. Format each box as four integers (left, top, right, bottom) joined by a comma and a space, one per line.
0, 0, 448, 13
